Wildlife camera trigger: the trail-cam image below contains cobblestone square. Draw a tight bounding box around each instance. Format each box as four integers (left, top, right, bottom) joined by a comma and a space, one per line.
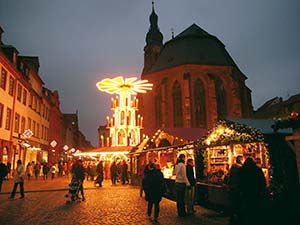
0, 177, 228, 225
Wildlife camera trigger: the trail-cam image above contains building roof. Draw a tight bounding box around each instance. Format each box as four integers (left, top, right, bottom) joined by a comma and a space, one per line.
162, 127, 207, 142
228, 118, 293, 134
131, 127, 206, 154
148, 24, 238, 73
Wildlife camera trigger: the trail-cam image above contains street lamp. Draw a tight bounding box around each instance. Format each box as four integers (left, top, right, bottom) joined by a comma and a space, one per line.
50, 140, 57, 148
23, 129, 33, 139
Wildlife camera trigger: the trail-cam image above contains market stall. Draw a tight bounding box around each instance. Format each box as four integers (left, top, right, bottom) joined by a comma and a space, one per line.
195, 120, 270, 209
129, 129, 199, 199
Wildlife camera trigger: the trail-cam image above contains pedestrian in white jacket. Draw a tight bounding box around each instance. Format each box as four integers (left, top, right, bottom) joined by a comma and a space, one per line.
9, 159, 25, 199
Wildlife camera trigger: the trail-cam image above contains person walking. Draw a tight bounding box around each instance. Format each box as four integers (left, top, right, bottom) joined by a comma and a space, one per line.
227, 155, 244, 225
238, 157, 267, 225
51, 164, 56, 179
25, 162, 33, 180
33, 162, 41, 180
95, 161, 104, 187
71, 159, 86, 201
110, 161, 118, 185
0, 160, 8, 192
9, 159, 25, 199
174, 154, 190, 217
121, 160, 129, 184
186, 158, 196, 215
142, 163, 165, 222
42, 162, 50, 180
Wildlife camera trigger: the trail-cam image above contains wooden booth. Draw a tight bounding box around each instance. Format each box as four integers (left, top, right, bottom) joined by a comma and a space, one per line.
130, 119, 297, 212
195, 120, 271, 210
129, 129, 200, 200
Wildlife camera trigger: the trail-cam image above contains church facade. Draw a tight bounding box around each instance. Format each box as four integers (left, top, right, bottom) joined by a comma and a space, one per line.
139, 5, 253, 137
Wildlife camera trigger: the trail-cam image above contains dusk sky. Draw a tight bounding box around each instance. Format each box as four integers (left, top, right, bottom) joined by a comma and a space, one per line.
0, 0, 299, 146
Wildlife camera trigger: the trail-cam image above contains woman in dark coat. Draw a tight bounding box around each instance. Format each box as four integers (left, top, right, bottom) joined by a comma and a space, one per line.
142, 163, 165, 222
95, 161, 104, 187
239, 157, 267, 225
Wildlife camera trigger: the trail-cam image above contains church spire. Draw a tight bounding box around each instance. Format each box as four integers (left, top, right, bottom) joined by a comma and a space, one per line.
143, 1, 163, 74
149, 2, 158, 29
146, 1, 163, 46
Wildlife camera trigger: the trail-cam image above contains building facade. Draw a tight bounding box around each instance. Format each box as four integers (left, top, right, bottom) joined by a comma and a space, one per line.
254, 94, 300, 120
0, 33, 48, 168
46, 88, 62, 164
0, 26, 93, 168
139, 5, 253, 136
61, 112, 93, 160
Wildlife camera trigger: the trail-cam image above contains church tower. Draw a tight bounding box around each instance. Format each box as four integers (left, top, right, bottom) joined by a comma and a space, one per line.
139, 8, 253, 136
143, 2, 163, 74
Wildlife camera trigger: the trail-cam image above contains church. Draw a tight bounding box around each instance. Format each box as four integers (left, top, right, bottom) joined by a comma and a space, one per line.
139, 4, 253, 138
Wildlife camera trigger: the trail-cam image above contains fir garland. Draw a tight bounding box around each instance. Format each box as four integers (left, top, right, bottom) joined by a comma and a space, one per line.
197, 119, 264, 148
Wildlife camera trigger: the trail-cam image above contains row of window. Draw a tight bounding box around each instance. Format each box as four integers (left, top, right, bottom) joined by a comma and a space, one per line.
1, 67, 15, 95
1, 67, 50, 121
155, 77, 227, 128
0, 102, 49, 141
0, 103, 11, 130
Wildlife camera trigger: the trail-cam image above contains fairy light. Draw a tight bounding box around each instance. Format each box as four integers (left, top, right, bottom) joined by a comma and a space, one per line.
96, 76, 153, 95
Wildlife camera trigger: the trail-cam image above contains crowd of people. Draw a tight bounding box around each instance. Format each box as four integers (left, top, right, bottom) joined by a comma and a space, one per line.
140, 154, 197, 222
0, 158, 131, 200
140, 153, 267, 224
1, 154, 269, 224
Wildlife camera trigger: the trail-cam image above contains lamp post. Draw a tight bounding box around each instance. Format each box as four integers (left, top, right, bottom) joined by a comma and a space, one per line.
63, 145, 69, 161
22, 129, 33, 168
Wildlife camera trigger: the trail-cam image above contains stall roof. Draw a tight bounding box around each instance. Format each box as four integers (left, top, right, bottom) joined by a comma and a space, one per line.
198, 119, 265, 148
227, 118, 293, 134
131, 128, 205, 153
78, 146, 133, 154
163, 128, 207, 141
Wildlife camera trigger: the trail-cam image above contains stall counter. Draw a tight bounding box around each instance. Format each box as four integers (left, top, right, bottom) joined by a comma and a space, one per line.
196, 182, 230, 211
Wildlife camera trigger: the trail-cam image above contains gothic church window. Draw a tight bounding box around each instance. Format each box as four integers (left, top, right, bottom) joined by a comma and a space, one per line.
215, 77, 227, 119
155, 86, 162, 128
194, 79, 206, 127
172, 81, 183, 127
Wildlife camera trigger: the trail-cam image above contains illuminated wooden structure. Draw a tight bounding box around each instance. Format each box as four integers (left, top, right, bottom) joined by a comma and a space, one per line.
97, 76, 152, 147
74, 76, 152, 163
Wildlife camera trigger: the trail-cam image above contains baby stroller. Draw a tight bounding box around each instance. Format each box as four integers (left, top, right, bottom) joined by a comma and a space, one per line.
65, 176, 82, 203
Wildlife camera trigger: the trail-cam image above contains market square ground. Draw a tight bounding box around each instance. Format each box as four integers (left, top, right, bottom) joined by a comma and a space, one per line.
0, 177, 228, 225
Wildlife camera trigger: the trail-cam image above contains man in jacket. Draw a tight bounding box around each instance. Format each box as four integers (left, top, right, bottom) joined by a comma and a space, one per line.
186, 158, 196, 215
174, 154, 190, 217
9, 159, 25, 199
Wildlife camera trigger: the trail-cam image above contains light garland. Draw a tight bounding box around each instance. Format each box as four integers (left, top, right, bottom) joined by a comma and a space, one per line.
198, 120, 264, 147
